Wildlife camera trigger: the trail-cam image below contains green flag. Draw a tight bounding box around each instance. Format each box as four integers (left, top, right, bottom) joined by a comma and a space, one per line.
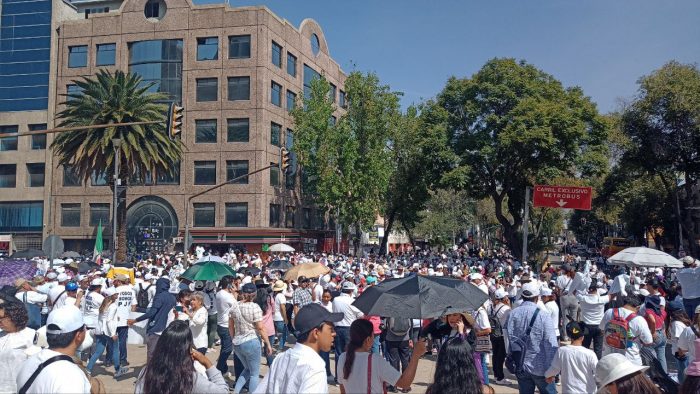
94, 219, 103, 263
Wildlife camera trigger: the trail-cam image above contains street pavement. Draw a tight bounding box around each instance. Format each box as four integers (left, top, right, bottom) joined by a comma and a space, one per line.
96, 343, 521, 393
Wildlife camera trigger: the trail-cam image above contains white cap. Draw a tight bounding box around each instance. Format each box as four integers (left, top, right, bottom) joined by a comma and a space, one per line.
46, 272, 57, 280
521, 282, 541, 297
540, 287, 553, 297
90, 278, 102, 286
46, 305, 84, 334
144, 273, 153, 281
638, 288, 650, 297
494, 288, 508, 299
469, 273, 483, 281
57, 273, 69, 282
596, 353, 648, 389
103, 287, 117, 297
428, 268, 435, 275
342, 281, 356, 291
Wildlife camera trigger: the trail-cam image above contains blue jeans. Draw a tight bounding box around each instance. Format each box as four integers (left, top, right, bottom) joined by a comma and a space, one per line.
653, 331, 668, 372
233, 338, 262, 394
516, 371, 556, 394
87, 334, 120, 373
676, 354, 689, 383
265, 335, 275, 366
371, 336, 380, 354
334, 326, 350, 378
216, 325, 233, 374
274, 320, 288, 350
320, 351, 332, 377
117, 326, 128, 364
479, 352, 489, 385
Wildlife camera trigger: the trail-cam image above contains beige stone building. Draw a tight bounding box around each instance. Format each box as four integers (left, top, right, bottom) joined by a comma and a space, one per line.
48, 0, 346, 255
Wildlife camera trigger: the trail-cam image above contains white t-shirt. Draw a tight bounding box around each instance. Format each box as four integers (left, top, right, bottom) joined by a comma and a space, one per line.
215, 290, 236, 327
115, 285, 135, 327
544, 300, 560, 337
82, 291, 104, 329
312, 284, 323, 302
677, 326, 698, 364
576, 293, 609, 325
599, 307, 653, 365
473, 307, 491, 331
190, 307, 208, 349
545, 345, 598, 394
337, 352, 401, 394
15, 348, 91, 394
15, 291, 47, 306
0, 327, 36, 352
48, 285, 67, 309
670, 321, 688, 354
273, 293, 286, 322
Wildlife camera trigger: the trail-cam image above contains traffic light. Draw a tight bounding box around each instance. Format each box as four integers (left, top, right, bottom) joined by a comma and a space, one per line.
279, 147, 290, 173
166, 102, 184, 139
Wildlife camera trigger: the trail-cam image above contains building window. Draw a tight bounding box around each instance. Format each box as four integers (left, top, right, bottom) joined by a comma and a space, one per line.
285, 129, 295, 189
29, 124, 47, 149
85, 7, 109, 17
286, 90, 296, 112
96, 43, 116, 66
226, 160, 248, 184
228, 35, 251, 59
303, 64, 320, 99
197, 37, 218, 61
311, 33, 320, 56
269, 203, 281, 227
66, 84, 84, 101
329, 83, 337, 103
195, 120, 217, 143
0, 165, 16, 188
61, 203, 81, 227
144, 0, 164, 19
271, 81, 282, 107
26, 163, 45, 187
270, 122, 281, 147
0, 202, 43, 232
285, 205, 295, 228
315, 210, 325, 230
271, 41, 282, 68
303, 208, 311, 229
89, 203, 110, 226
91, 171, 108, 186
0, 126, 18, 151
129, 40, 183, 103
194, 161, 216, 185
63, 165, 81, 187
270, 162, 280, 187
193, 203, 215, 227
228, 76, 250, 101
68, 45, 88, 68
227, 118, 249, 142
156, 162, 180, 185
287, 52, 297, 77
196, 78, 218, 102
339, 90, 347, 108
225, 203, 248, 227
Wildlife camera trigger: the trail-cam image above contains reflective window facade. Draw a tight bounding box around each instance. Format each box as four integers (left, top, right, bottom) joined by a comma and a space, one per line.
0, 201, 42, 232
193, 203, 215, 227
196, 37, 218, 61
271, 41, 282, 67
227, 118, 249, 142
225, 203, 247, 227
0, 0, 51, 112
129, 40, 183, 103
96, 43, 116, 66
68, 45, 88, 68
195, 119, 217, 143
226, 160, 248, 184
303, 64, 320, 99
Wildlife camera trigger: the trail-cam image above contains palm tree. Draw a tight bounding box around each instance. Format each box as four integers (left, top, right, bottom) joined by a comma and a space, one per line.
52, 70, 182, 263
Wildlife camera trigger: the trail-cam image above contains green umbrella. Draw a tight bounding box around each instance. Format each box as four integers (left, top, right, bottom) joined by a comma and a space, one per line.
180, 261, 236, 281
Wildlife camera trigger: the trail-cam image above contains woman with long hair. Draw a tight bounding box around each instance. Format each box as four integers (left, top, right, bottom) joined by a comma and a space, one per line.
668, 302, 692, 383
337, 319, 426, 394
444, 312, 484, 383
254, 281, 276, 366
135, 320, 228, 394
426, 336, 491, 394
86, 288, 127, 377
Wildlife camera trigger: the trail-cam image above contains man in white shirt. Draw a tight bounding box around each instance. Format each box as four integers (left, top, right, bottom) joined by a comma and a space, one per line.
599, 295, 653, 365
48, 273, 70, 310
489, 289, 512, 384
113, 274, 136, 367
545, 321, 598, 393
541, 288, 560, 339
14, 278, 47, 329
555, 265, 579, 342
575, 281, 609, 359
215, 277, 237, 375
676, 257, 700, 318
16, 305, 91, 393
331, 282, 364, 380
255, 303, 343, 394
81, 279, 104, 330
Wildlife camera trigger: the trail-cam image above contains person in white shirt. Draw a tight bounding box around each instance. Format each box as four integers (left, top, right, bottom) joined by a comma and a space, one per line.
14, 278, 47, 329
82, 279, 104, 331
271, 281, 288, 351
555, 264, 579, 342
599, 295, 653, 365
254, 303, 343, 394
667, 301, 692, 383
85, 288, 128, 377
113, 274, 136, 367
16, 305, 91, 393
677, 257, 700, 318
541, 288, 560, 339
575, 281, 609, 359
332, 282, 364, 380
47, 273, 70, 310
214, 277, 237, 375
187, 292, 209, 355
471, 303, 492, 385
545, 321, 598, 393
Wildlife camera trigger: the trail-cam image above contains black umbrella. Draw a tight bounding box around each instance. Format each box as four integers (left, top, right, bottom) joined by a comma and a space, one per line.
267, 260, 292, 271
352, 275, 488, 319
61, 251, 81, 259
78, 261, 99, 274
240, 266, 261, 276
10, 249, 45, 259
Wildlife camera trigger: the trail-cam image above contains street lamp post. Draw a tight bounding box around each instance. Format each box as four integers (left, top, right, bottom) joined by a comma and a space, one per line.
111, 138, 121, 264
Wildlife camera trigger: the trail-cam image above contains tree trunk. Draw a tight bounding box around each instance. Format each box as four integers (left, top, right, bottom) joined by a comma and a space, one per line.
116, 166, 128, 264
492, 191, 522, 258
353, 224, 362, 257
379, 208, 397, 256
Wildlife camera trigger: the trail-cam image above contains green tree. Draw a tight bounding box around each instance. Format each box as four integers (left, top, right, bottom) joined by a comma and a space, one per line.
52, 70, 182, 262
413, 189, 474, 248
429, 58, 609, 258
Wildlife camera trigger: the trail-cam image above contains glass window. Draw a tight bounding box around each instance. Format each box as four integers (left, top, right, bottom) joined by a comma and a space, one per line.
228, 35, 251, 59
26, 163, 44, 187
329, 83, 336, 103
89, 203, 110, 226
130, 171, 153, 186
270, 122, 281, 147
271, 81, 282, 107
96, 43, 116, 66
68, 45, 88, 68
270, 162, 279, 187
285, 129, 295, 189
156, 162, 180, 185
285, 205, 295, 228
66, 84, 83, 101
193, 203, 215, 227
227, 118, 249, 142
196, 78, 217, 102
144, 0, 162, 19
311, 34, 320, 56
226, 160, 248, 184
0, 125, 18, 151
128, 40, 183, 103
29, 124, 47, 149
286, 90, 296, 112
303, 64, 320, 99
0, 201, 43, 232
196, 37, 218, 61
225, 203, 248, 227
227, 77, 250, 101
271, 41, 282, 68
0, 164, 16, 188
90, 170, 108, 186
195, 119, 217, 143
63, 165, 81, 187
303, 208, 311, 229
339, 90, 347, 108
269, 203, 280, 227
287, 52, 297, 77
194, 161, 216, 185
61, 203, 81, 227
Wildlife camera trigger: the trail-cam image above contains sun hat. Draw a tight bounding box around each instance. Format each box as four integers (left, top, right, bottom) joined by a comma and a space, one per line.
521, 282, 540, 297
46, 305, 85, 334
595, 353, 648, 391
469, 273, 483, 281
57, 273, 69, 282
272, 280, 287, 292
90, 278, 103, 287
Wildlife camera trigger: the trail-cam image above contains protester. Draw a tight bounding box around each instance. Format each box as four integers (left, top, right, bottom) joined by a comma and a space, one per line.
544, 321, 598, 393
332, 281, 364, 380
595, 353, 660, 394
213, 276, 236, 375
291, 276, 313, 319
489, 288, 511, 384
668, 301, 692, 383
426, 336, 492, 394
642, 295, 668, 372
14, 278, 46, 330
677, 257, 700, 319
271, 280, 289, 351
187, 292, 208, 355
555, 264, 579, 341
113, 274, 135, 367
134, 320, 228, 394
472, 301, 493, 385
680, 339, 700, 394
127, 277, 176, 362
86, 287, 127, 377
600, 294, 653, 365
575, 280, 609, 359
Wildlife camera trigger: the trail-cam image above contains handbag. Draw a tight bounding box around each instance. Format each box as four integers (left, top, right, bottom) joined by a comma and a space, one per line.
475, 335, 492, 353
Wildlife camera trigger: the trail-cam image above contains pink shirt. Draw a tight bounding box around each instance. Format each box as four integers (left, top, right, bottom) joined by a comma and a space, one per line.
366, 315, 382, 334
262, 296, 275, 337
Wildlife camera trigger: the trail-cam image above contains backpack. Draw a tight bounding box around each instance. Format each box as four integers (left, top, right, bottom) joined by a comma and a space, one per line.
137, 283, 152, 309
604, 308, 638, 350
489, 305, 505, 339
388, 317, 412, 337
505, 308, 539, 375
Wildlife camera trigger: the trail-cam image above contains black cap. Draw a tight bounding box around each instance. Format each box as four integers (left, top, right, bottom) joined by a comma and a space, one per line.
294, 303, 343, 336
298, 276, 310, 283
566, 321, 586, 340
241, 283, 257, 294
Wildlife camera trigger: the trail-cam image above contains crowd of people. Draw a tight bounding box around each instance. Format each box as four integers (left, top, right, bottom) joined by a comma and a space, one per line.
1, 246, 700, 393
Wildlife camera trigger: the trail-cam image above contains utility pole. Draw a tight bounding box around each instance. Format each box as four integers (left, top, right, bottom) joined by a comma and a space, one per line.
522, 186, 531, 263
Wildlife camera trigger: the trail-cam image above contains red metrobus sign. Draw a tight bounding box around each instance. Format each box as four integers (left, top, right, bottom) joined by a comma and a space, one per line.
533, 185, 592, 210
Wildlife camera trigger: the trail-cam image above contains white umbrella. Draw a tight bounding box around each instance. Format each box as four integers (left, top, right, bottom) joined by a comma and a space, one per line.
52, 258, 66, 266
195, 255, 226, 264
269, 243, 295, 252
608, 247, 683, 268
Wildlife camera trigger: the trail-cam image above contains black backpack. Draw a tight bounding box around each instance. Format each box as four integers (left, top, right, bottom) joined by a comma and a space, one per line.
489, 305, 505, 339
137, 283, 152, 309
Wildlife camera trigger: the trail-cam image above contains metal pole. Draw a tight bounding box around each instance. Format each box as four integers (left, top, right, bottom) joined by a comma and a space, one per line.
184, 202, 190, 253
112, 139, 121, 264
522, 186, 531, 263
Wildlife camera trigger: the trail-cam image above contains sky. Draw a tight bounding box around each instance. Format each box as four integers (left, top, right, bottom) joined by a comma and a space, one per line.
194, 0, 700, 114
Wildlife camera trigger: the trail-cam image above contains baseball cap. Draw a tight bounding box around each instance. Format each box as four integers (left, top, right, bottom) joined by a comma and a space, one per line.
596, 353, 648, 390
521, 282, 540, 297
90, 278, 103, 287
469, 273, 483, 281
144, 273, 153, 281
46, 272, 57, 280
103, 287, 116, 297
57, 273, 69, 282
241, 283, 257, 294
294, 303, 343, 336
540, 287, 553, 297
566, 321, 586, 340
494, 288, 508, 299
46, 305, 85, 334
342, 281, 356, 291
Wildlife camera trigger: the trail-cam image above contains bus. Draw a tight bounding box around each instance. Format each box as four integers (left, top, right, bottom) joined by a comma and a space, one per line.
601, 237, 635, 258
